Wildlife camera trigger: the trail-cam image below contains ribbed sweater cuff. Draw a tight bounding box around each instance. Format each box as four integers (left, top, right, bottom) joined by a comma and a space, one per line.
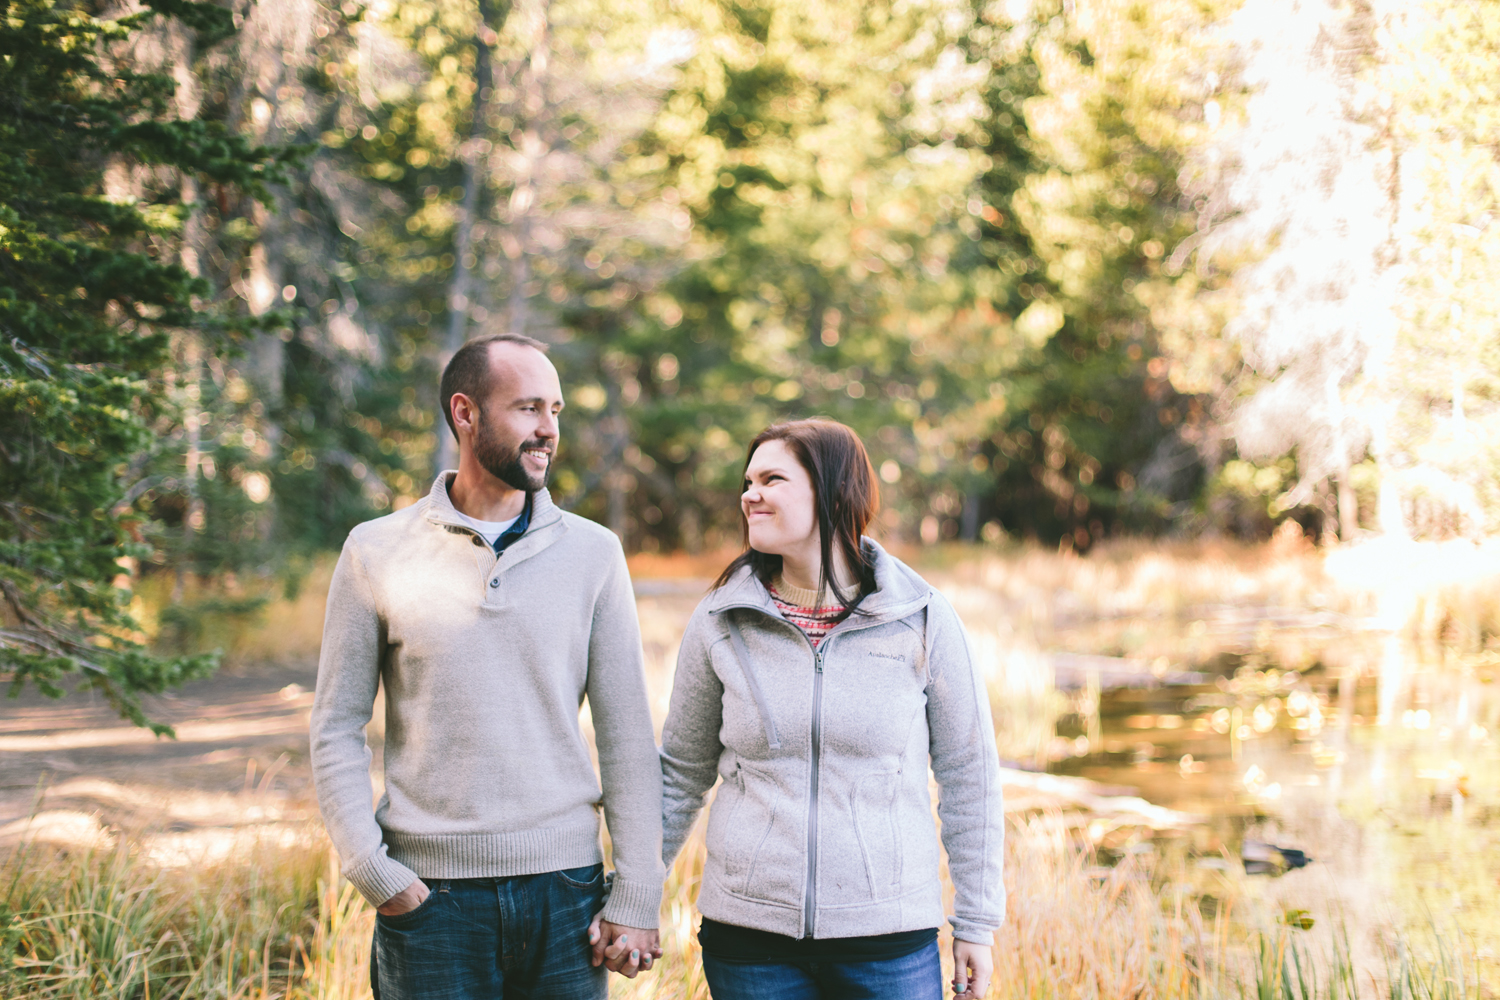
345, 852, 420, 908
385, 822, 603, 880
600, 874, 663, 930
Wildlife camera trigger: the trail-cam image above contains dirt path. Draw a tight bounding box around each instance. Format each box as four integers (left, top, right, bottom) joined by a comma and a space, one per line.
0, 664, 321, 856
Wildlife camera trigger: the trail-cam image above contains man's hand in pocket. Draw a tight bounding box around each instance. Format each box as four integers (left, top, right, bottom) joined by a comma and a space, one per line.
377, 879, 431, 916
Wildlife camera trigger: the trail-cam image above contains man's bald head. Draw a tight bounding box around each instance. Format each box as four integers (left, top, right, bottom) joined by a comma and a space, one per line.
440, 333, 549, 439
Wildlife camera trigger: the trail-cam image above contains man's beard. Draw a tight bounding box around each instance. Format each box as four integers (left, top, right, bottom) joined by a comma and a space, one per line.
474, 416, 550, 492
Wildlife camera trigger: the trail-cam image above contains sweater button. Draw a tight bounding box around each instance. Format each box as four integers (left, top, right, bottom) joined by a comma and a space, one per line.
488, 578, 499, 588
471, 535, 484, 547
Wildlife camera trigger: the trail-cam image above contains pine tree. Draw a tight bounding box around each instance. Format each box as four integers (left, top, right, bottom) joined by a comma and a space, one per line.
0, 0, 281, 730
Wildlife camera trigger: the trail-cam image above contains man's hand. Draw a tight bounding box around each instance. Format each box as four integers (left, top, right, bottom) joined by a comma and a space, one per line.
587, 912, 662, 978
952, 938, 994, 998
376, 878, 431, 917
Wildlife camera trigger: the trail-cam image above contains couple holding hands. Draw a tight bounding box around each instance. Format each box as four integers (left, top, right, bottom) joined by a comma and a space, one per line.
310, 334, 1005, 1000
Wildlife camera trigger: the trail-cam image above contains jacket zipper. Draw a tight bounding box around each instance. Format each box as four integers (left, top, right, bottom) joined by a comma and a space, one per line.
716, 603, 906, 940
805, 641, 825, 939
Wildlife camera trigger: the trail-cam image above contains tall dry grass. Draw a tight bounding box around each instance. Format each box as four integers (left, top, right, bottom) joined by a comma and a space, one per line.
997, 821, 1228, 1000
4, 817, 1478, 999
1, 831, 325, 998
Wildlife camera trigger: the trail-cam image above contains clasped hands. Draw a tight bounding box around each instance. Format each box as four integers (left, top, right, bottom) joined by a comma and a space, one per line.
586, 911, 661, 978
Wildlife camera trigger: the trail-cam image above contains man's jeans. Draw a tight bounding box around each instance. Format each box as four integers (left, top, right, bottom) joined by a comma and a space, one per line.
370, 864, 607, 1000
700, 938, 943, 1000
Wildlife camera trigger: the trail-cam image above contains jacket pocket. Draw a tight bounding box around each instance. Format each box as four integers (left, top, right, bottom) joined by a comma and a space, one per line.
849, 770, 904, 902
710, 763, 800, 905
718, 763, 771, 888
709, 761, 747, 869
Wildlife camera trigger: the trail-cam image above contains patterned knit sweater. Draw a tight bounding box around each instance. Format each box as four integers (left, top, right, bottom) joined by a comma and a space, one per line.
767, 576, 846, 648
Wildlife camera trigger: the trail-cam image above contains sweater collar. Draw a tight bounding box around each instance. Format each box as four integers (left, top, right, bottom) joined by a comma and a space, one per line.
422, 471, 563, 538
706, 537, 932, 625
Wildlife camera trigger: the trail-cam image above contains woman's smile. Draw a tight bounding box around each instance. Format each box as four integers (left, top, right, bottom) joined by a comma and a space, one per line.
740, 439, 819, 563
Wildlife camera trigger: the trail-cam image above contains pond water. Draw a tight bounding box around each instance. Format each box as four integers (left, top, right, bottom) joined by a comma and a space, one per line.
1041, 608, 1500, 969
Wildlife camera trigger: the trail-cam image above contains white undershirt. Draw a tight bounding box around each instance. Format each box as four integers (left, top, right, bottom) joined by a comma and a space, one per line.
453, 510, 521, 545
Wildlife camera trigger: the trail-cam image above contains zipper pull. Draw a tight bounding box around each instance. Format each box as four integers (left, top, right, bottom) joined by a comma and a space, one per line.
815, 652, 823, 673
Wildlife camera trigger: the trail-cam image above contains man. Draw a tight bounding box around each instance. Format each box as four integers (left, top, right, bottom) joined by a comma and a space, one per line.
311, 333, 664, 999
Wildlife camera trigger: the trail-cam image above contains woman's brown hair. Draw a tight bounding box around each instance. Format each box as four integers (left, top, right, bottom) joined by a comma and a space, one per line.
712, 418, 881, 617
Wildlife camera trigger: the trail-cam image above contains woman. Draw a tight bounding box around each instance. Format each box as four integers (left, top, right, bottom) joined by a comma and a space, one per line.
659, 418, 1005, 999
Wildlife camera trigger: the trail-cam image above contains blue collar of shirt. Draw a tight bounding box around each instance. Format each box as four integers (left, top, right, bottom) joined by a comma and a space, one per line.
493, 492, 533, 554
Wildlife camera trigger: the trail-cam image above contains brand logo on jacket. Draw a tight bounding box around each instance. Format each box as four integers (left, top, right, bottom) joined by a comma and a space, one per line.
867, 650, 905, 662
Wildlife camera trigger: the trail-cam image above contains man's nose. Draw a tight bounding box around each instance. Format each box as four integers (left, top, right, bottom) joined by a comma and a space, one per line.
537, 411, 559, 439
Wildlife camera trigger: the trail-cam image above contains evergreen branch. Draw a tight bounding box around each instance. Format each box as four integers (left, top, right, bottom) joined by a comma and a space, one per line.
0, 579, 44, 631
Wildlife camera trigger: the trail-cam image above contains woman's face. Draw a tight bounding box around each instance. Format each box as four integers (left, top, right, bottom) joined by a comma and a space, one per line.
742, 439, 818, 558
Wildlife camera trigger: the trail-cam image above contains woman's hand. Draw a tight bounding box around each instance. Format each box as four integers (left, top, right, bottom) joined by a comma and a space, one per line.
586, 910, 662, 977
951, 938, 994, 998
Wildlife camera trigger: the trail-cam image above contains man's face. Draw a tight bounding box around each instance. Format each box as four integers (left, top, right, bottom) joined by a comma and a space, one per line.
467, 344, 564, 492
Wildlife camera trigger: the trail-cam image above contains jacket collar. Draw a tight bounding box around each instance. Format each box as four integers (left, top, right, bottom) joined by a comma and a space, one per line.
422, 471, 566, 565
706, 537, 932, 626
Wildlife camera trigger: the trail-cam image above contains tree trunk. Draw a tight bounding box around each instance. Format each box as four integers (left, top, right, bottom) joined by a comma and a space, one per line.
960, 492, 980, 542
507, 243, 531, 335
679, 501, 702, 555
437, 0, 509, 475
603, 376, 630, 544
504, 3, 550, 337
179, 334, 203, 554
1368, 412, 1407, 539
1336, 466, 1358, 541
245, 236, 285, 407
1452, 370, 1466, 435
173, 26, 205, 602
230, 2, 296, 412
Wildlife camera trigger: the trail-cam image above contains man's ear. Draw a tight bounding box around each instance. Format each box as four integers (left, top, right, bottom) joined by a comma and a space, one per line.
451, 393, 479, 440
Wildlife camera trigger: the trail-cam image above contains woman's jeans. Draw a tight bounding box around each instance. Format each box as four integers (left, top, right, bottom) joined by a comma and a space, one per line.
370, 864, 607, 1000
701, 938, 944, 1000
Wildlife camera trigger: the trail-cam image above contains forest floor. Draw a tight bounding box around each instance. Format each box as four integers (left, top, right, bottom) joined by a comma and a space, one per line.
0, 664, 320, 860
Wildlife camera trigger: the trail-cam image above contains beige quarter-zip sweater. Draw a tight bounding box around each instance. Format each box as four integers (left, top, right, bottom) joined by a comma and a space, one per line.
310, 473, 665, 929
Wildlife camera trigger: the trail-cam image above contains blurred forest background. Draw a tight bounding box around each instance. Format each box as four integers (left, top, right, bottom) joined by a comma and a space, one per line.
4, 0, 1500, 704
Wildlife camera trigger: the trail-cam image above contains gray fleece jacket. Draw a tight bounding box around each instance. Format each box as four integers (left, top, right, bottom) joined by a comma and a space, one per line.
660, 540, 1005, 943
310, 473, 664, 929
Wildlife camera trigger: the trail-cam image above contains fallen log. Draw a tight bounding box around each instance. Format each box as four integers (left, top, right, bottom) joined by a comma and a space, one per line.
996, 766, 1201, 829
